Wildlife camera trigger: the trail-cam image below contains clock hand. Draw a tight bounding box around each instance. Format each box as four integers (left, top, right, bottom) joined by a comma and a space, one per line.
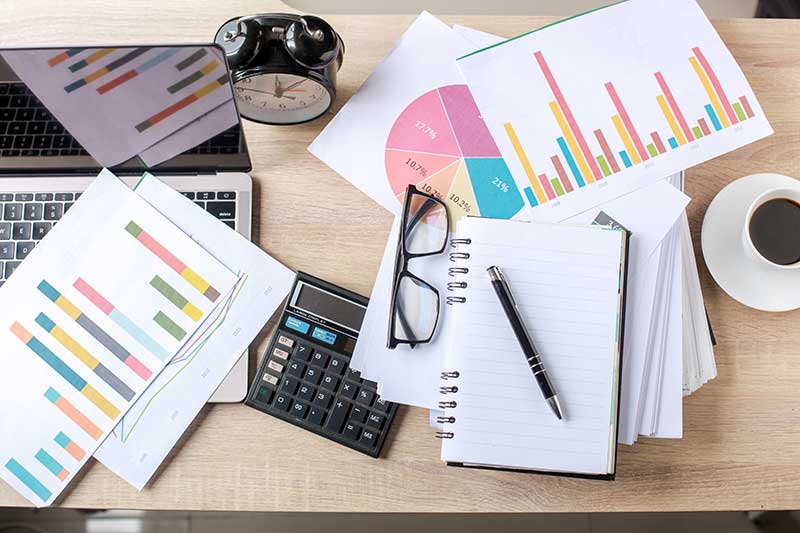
238, 87, 296, 100
283, 78, 307, 91
274, 75, 283, 98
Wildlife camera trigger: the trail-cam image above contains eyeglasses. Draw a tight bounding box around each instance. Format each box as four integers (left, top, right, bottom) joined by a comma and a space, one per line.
387, 184, 450, 349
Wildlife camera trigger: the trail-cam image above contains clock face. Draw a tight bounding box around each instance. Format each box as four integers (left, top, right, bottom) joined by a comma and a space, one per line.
233, 73, 331, 124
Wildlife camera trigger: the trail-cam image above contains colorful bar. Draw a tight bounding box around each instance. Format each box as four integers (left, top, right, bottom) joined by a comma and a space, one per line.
54, 431, 85, 461
153, 311, 186, 341
45, 387, 102, 440
135, 74, 228, 132
700, 117, 713, 135
593, 129, 620, 173
503, 123, 547, 204
38, 280, 152, 380
550, 178, 565, 197
689, 56, 730, 129
549, 155, 573, 193
646, 143, 658, 157
655, 72, 694, 142
556, 136, 585, 187
538, 174, 556, 200
36, 313, 135, 401
125, 221, 220, 302
657, 95, 687, 145
651, 132, 666, 154
611, 114, 641, 164
150, 275, 202, 321
693, 47, 738, 125
167, 60, 219, 94
523, 187, 538, 207
549, 102, 595, 184
97, 48, 180, 94
68, 48, 114, 73
739, 95, 755, 118
5, 459, 51, 502
35, 449, 68, 481
596, 155, 612, 177
691, 126, 703, 139
619, 150, 632, 168
705, 104, 723, 131
668, 137, 679, 149
64, 48, 149, 93
12, 322, 119, 420
733, 102, 747, 122
48, 48, 86, 67
535, 51, 603, 182
604, 82, 649, 162
74, 278, 170, 360
175, 48, 208, 71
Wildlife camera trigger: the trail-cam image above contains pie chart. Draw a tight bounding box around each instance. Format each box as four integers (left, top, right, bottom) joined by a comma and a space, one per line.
385, 84, 525, 225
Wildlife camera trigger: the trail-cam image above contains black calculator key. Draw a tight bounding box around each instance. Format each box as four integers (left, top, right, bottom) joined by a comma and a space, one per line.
287, 361, 305, 378
279, 376, 299, 395
350, 405, 368, 423
320, 373, 339, 392
313, 390, 332, 409
304, 366, 322, 385
328, 357, 346, 375
255, 386, 273, 404
297, 384, 315, 403
274, 393, 292, 412
295, 343, 313, 361
327, 400, 350, 433
360, 430, 378, 448
341, 381, 358, 400
357, 389, 375, 406
374, 397, 390, 413
347, 368, 361, 381
311, 351, 329, 368
291, 401, 309, 419
343, 423, 361, 441
367, 413, 385, 430
307, 407, 326, 426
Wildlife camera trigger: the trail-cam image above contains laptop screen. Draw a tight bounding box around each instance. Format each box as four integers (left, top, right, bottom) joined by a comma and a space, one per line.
0, 45, 251, 176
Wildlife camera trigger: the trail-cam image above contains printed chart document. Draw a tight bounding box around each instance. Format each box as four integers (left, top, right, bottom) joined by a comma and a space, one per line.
0, 170, 237, 506
95, 173, 294, 490
457, 0, 772, 222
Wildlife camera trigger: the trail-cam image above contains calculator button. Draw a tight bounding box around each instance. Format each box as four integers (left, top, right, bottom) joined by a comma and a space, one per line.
277, 335, 294, 349
298, 384, 315, 403
291, 401, 309, 419
311, 351, 329, 368
347, 368, 361, 381
279, 376, 299, 395
374, 397, 390, 413
307, 407, 326, 426
295, 343, 313, 361
287, 361, 305, 378
255, 386, 273, 404
367, 413, 385, 430
358, 389, 375, 406
261, 373, 279, 386
350, 405, 367, 423
328, 357, 346, 375
314, 390, 332, 409
360, 429, 378, 448
327, 400, 350, 433
274, 393, 292, 412
320, 373, 339, 392
304, 366, 322, 385
267, 360, 284, 373
272, 347, 290, 361
341, 382, 358, 400
362, 379, 378, 389
285, 315, 310, 334
343, 423, 361, 441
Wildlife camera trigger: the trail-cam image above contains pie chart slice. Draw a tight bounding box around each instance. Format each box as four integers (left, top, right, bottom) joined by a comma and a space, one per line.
385, 84, 525, 226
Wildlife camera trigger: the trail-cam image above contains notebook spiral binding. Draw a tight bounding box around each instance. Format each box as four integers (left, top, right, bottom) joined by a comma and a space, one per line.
440, 240, 468, 440
446, 239, 471, 304
435, 431, 454, 439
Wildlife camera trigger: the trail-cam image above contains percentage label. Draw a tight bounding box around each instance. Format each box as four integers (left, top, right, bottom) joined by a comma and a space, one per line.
449, 193, 472, 213
405, 158, 428, 178
415, 120, 437, 140
492, 177, 510, 193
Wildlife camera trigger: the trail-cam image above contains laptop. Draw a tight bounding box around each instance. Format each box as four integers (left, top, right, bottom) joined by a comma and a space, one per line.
0, 44, 253, 402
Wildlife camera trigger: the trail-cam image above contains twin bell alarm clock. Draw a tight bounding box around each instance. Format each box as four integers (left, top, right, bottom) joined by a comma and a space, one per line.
215, 14, 344, 125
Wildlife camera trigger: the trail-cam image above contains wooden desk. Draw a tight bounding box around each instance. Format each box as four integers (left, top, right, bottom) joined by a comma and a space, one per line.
2, 0, 800, 513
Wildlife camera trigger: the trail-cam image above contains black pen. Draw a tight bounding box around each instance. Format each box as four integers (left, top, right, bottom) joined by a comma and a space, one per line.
487, 265, 563, 420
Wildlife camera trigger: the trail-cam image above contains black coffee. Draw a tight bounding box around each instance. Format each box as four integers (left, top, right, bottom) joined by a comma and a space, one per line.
748, 198, 800, 265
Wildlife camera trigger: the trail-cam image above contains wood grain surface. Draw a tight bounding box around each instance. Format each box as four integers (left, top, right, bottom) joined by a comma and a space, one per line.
1, 0, 799, 512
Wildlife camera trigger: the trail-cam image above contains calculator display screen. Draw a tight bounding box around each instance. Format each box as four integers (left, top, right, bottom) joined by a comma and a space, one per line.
294, 283, 366, 333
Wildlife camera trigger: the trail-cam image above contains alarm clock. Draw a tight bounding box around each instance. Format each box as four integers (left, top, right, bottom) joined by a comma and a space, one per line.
214, 14, 344, 125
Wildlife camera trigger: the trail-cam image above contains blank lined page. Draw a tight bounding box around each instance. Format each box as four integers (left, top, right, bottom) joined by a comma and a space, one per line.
441, 217, 625, 476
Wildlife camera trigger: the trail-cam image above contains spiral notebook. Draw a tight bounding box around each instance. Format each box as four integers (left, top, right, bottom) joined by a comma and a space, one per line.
440, 217, 629, 479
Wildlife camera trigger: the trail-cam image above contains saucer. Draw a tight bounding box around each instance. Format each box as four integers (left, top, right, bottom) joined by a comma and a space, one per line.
702, 173, 800, 312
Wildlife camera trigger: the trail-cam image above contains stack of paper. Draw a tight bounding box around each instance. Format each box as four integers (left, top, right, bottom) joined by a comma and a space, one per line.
311, 0, 771, 448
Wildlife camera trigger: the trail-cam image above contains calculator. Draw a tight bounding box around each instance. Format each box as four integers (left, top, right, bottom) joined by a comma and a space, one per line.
245, 272, 397, 457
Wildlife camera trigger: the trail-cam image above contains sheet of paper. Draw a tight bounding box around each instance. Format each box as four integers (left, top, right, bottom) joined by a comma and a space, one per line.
451, 25, 505, 48
1, 47, 235, 167
457, 0, 772, 223
309, 13, 528, 230
94, 173, 294, 489
0, 170, 237, 505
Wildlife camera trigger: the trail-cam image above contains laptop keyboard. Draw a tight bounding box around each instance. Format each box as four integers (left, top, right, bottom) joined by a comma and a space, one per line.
0, 82, 242, 158
0, 190, 237, 286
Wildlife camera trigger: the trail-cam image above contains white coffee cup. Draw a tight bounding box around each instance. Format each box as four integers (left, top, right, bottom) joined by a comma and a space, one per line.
743, 187, 800, 269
